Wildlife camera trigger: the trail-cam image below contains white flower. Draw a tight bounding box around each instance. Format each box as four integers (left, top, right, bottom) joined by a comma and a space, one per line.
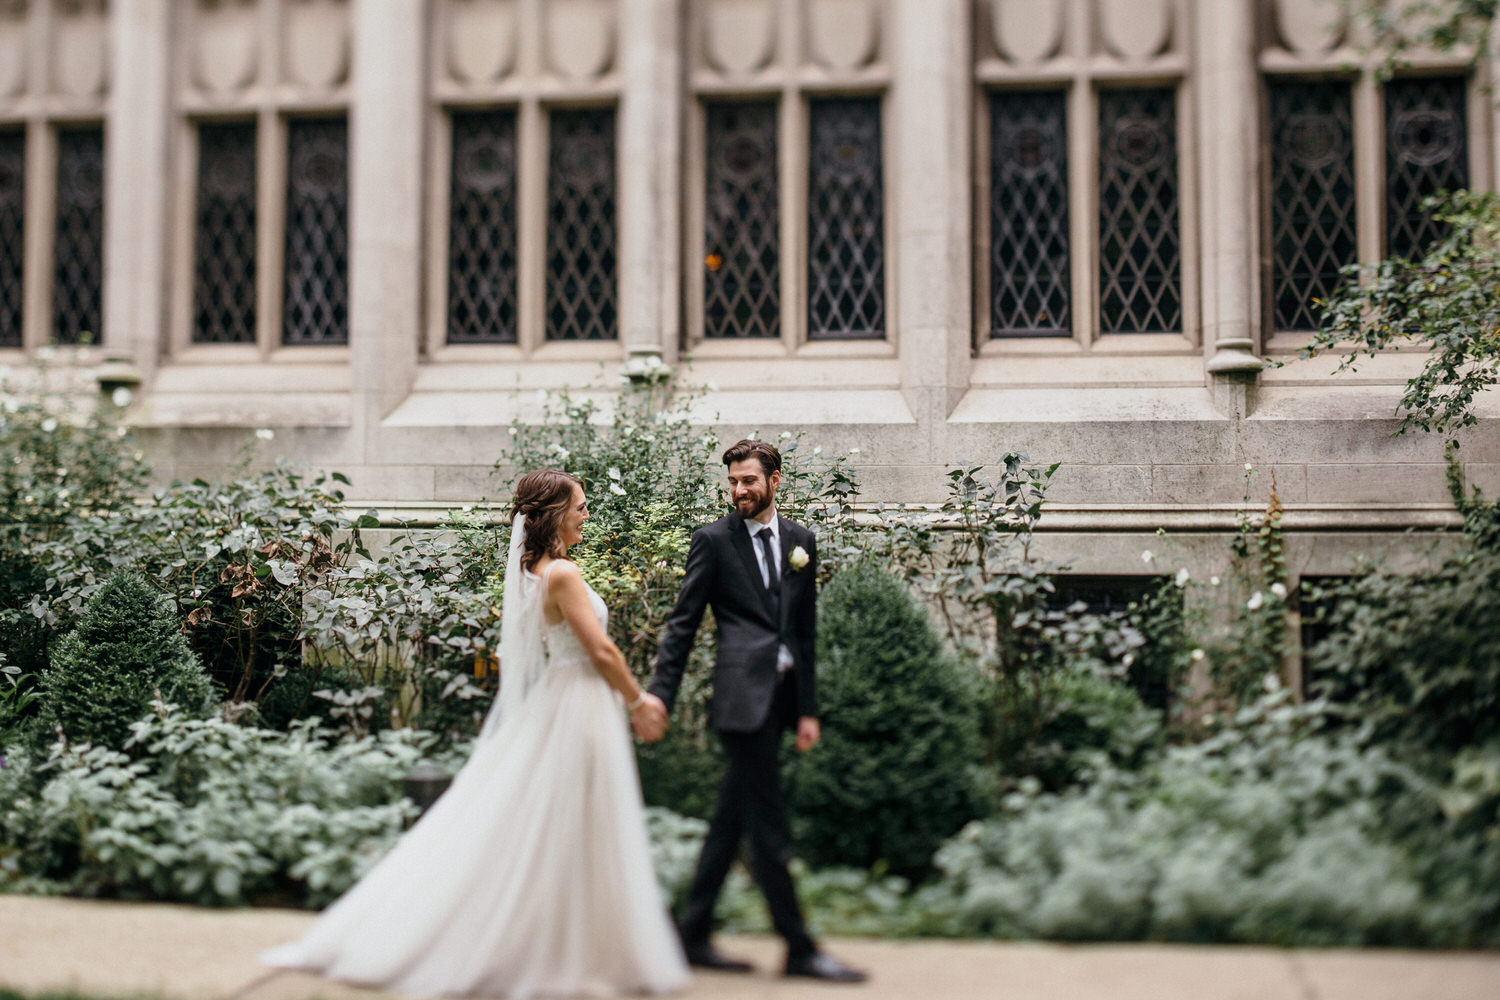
788, 545, 809, 572
849, 447, 860, 455
110, 386, 133, 407
115, 425, 128, 438
813, 446, 822, 456
1209, 576, 1221, 587
779, 431, 792, 440
508, 427, 518, 436
705, 380, 719, 392
1191, 648, 1205, 662
1202, 713, 1216, 727
1263, 672, 1282, 693
36, 346, 56, 361
549, 443, 569, 459
1121, 653, 1134, 667
1244, 463, 1254, 472
40, 417, 58, 433
1270, 582, 1288, 600
1174, 568, 1190, 587
255, 428, 274, 441
609, 482, 626, 496
1247, 591, 1264, 611
1141, 550, 1154, 564
606, 466, 622, 481
57, 489, 70, 501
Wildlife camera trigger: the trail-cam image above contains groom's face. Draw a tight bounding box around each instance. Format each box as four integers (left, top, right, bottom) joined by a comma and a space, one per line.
727, 458, 779, 521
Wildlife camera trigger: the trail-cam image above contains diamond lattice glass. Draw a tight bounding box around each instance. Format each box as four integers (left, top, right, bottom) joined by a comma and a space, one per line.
704, 101, 779, 340
0, 131, 22, 348
808, 97, 885, 340
1098, 89, 1181, 334
448, 109, 519, 344
52, 126, 104, 346
546, 108, 617, 341
990, 90, 1070, 338
192, 121, 258, 344
282, 118, 349, 346
1386, 77, 1468, 259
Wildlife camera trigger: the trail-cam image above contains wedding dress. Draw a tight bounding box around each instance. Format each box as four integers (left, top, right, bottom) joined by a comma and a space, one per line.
262, 517, 689, 998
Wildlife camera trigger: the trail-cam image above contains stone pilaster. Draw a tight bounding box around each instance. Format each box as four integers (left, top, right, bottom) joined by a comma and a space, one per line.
1196, 0, 1264, 380
617, 0, 682, 369
102, 0, 172, 383
348, 0, 425, 440
892, 0, 971, 421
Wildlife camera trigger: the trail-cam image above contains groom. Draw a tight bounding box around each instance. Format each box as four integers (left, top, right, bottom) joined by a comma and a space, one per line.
640, 439, 866, 983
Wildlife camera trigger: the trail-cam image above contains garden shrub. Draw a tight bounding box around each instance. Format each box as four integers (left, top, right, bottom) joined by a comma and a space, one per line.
36, 571, 212, 749
784, 561, 986, 875
1305, 544, 1500, 753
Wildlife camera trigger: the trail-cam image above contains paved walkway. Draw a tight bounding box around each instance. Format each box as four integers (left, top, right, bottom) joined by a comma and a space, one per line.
2, 896, 1498, 1000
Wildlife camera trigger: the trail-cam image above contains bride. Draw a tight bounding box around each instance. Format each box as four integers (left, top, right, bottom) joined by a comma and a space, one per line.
263, 469, 689, 998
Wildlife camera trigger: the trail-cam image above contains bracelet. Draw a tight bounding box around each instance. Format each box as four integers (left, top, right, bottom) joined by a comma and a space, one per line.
627, 691, 648, 711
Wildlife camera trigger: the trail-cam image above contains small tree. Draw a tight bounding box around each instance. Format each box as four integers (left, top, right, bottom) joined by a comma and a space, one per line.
784, 561, 986, 875
38, 570, 213, 748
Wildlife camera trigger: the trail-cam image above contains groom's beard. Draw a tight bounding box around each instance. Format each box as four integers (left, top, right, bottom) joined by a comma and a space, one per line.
733, 489, 773, 520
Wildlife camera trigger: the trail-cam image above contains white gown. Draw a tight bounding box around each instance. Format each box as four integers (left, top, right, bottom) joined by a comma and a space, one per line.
262, 567, 689, 998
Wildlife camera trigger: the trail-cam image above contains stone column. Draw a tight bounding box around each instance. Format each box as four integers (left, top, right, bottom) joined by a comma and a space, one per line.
617, 0, 682, 370
102, 0, 172, 384
891, 0, 971, 422
348, 0, 425, 441
1197, 0, 1264, 398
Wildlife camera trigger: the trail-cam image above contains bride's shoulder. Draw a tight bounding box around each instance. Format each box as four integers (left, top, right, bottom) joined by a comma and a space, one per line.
539, 558, 583, 586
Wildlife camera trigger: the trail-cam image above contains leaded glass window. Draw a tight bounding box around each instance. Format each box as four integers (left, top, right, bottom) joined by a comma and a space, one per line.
1269, 81, 1356, 332
51, 127, 104, 346
1098, 89, 1181, 334
448, 109, 518, 344
545, 107, 616, 341
192, 121, 258, 344
704, 101, 779, 340
0, 131, 22, 348
808, 98, 884, 340
1385, 77, 1468, 259
283, 117, 348, 346
990, 91, 1070, 338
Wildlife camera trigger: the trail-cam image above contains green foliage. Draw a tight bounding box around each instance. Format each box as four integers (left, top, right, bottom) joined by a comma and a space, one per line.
0, 653, 39, 746
37, 572, 212, 750
0, 703, 454, 907
784, 562, 986, 875
1357, 1, 1499, 77
1304, 544, 1500, 753
1300, 190, 1500, 439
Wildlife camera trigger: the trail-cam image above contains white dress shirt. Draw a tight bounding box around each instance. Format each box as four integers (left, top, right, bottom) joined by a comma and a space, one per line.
749, 512, 796, 674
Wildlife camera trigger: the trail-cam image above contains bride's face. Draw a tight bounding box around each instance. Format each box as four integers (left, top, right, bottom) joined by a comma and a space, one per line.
560, 483, 589, 547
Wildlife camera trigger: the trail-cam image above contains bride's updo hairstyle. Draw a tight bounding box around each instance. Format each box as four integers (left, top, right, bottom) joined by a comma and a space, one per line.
509, 469, 584, 572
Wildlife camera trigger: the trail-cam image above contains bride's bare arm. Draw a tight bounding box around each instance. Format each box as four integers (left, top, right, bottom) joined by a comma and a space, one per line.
547, 561, 667, 733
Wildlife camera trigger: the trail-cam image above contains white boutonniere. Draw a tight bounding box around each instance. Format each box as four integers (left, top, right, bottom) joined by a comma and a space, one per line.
788, 545, 809, 572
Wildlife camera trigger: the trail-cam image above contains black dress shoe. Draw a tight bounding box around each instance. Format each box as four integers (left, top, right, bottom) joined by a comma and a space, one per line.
682, 943, 755, 973
784, 951, 869, 983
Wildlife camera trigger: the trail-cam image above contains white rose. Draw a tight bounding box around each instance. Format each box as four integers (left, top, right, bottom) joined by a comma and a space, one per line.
1174, 568, 1190, 587
1270, 582, 1288, 600
788, 545, 809, 572
1247, 591, 1264, 611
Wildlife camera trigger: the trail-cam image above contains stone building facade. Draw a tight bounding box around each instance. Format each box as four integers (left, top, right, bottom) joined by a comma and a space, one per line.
1, 0, 1497, 592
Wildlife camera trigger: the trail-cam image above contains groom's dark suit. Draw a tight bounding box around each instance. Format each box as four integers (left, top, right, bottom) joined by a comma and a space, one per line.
650, 511, 818, 958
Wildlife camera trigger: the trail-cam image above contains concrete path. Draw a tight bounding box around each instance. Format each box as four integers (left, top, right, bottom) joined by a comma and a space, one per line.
2, 895, 1498, 1000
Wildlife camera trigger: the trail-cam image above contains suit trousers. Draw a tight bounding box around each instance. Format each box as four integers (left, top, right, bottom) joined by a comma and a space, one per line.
677, 674, 815, 959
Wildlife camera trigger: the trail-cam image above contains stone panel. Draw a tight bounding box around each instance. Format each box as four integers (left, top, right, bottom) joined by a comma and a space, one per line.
0, 5, 28, 105
52, 0, 110, 99
544, 0, 616, 82
191, 0, 260, 97
807, 0, 881, 72
1272, 0, 1346, 56
444, 0, 519, 85
701, 0, 777, 77
1097, 0, 1171, 62
989, 0, 1065, 65
1303, 463, 1453, 503
284, 0, 350, 91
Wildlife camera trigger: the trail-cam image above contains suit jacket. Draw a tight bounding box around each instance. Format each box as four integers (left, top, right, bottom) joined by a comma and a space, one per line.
650, 512, 817, 733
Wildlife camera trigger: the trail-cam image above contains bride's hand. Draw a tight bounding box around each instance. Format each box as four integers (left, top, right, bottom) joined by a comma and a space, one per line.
630, 693, 669, 742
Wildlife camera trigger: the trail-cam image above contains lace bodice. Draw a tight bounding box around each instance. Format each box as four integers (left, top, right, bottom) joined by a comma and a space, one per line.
538, 564, 608, 668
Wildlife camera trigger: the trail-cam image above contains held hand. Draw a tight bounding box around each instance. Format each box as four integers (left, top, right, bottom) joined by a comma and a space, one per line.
630, 693, 669, 742
795, 716, 820, 753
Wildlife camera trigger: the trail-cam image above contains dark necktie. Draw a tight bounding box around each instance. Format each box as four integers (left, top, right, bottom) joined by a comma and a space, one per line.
756, 528, 781, 599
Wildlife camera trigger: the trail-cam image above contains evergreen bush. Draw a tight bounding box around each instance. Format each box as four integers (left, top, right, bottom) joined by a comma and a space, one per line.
37, 571, 213, 748
785, 561, 985, 875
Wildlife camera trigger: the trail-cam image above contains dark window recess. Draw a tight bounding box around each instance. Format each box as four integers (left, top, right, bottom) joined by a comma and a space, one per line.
990, 90, 1071, 337
808, 97, 885, 340
704, 100, 780, 340
52, 127, 104, 346
448, 109, 519, 344
192, 121, 258, 344
545, 107, 617, 341
282, 117, 349, 346
1268, 81, 1356, 332
1048, 575, 1177, 711
1098, 88, 1181, 334
1385, 76, 1468, 259
0, 131, 23, 348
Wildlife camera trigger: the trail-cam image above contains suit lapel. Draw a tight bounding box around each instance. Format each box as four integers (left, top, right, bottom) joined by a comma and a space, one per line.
728, 516, 777, 622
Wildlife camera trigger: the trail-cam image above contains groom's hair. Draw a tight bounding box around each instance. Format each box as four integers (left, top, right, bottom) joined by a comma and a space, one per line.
722, 439, 781, 478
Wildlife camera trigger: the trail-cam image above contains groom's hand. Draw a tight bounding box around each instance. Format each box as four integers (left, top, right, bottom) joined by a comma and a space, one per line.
630, 694, 669, 742
795, 716, 820, 753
